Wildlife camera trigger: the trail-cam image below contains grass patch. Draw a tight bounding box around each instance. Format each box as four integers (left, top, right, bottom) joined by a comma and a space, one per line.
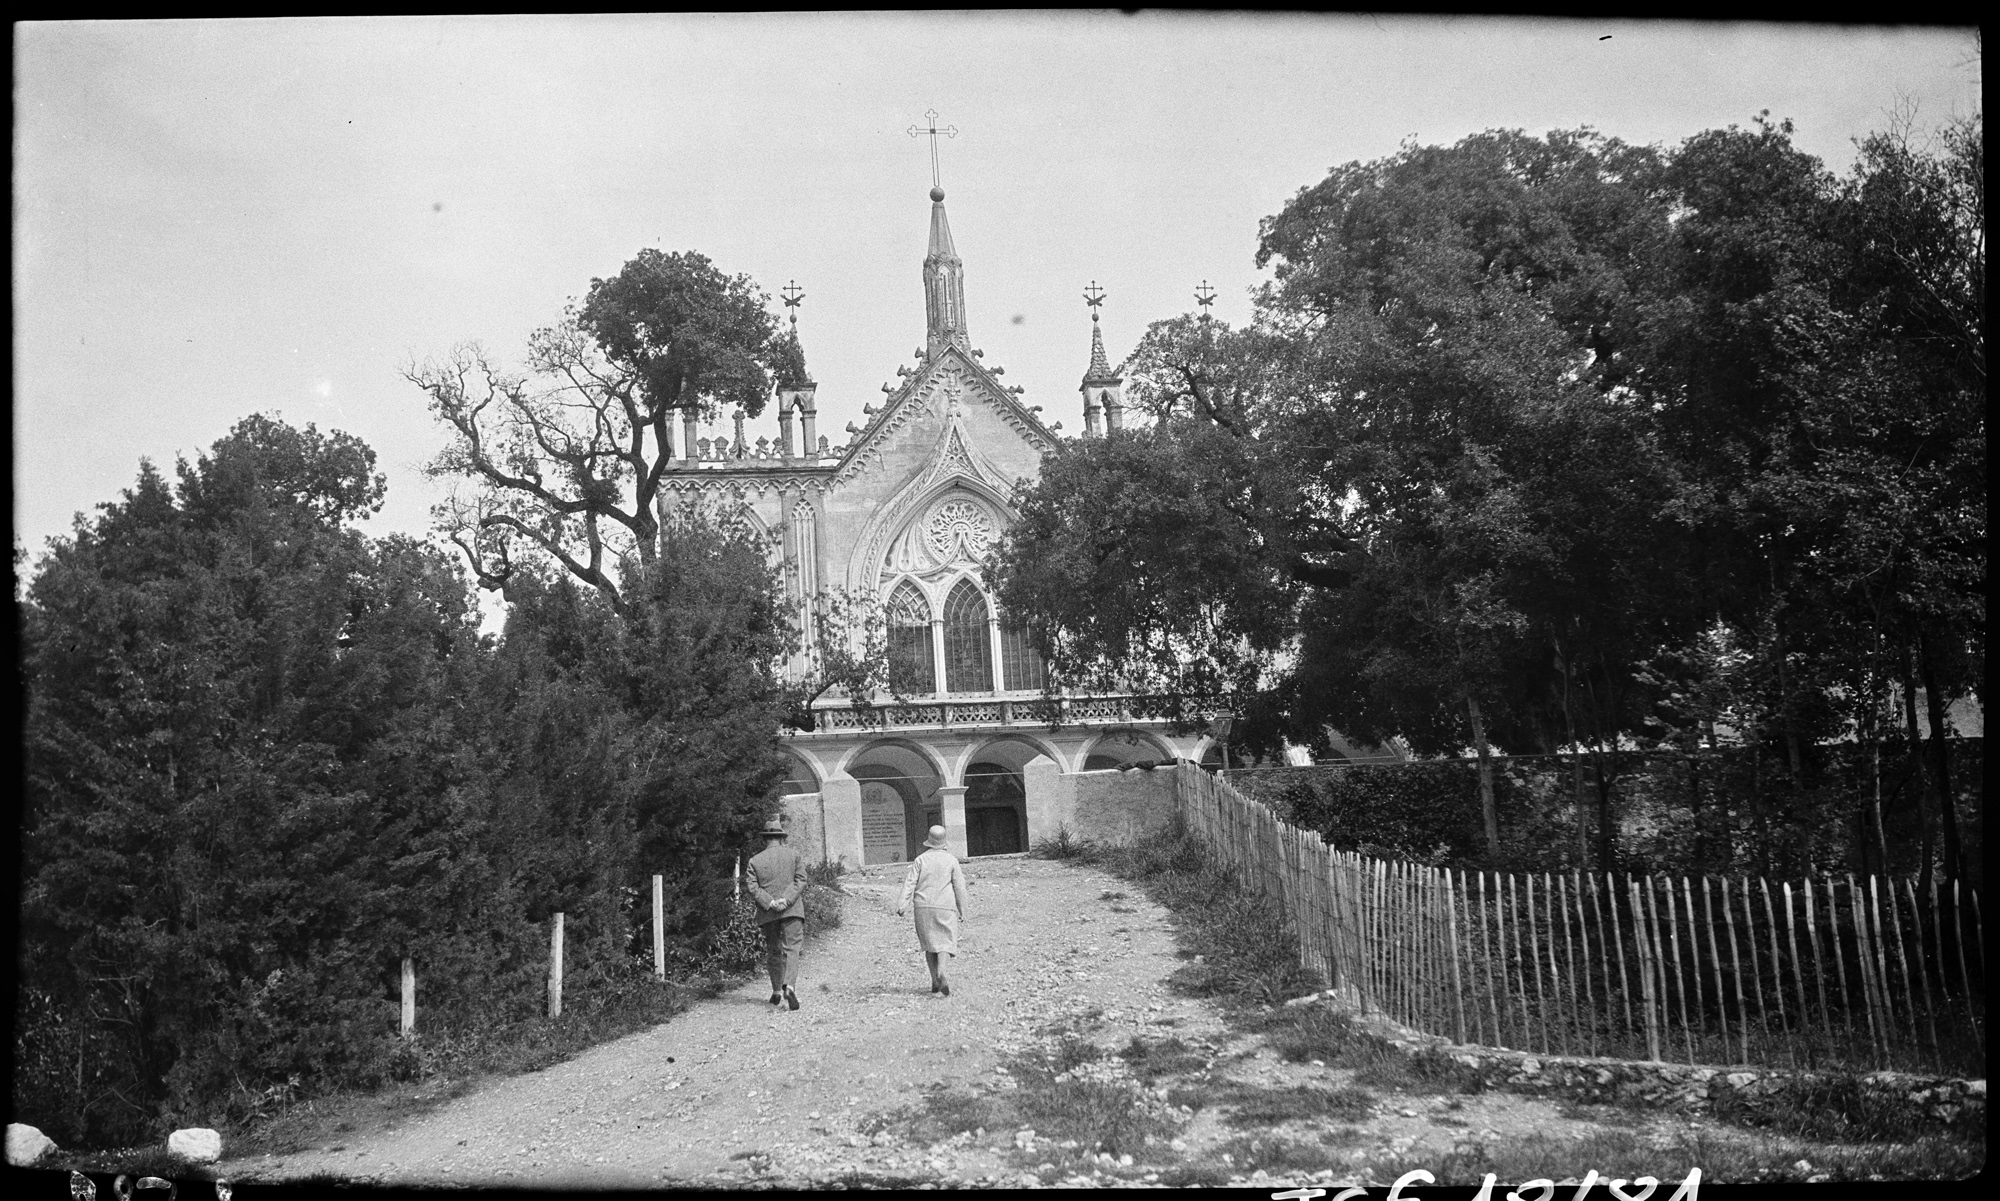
1555, 1100, 1647, 1128
1257, 1004, 1488, 1096
872, 1033, 1180, 1163
1709, 1071, 1985, 1144
1117, 1035, 1209, 1082
60, 1146, 219, 1182
1216, 1083, 1377, 1126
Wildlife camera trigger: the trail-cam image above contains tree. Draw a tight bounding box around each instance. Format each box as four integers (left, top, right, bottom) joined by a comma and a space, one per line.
405, 249, 784, 614
992, 415, 1306, 728
19, 417, 486, 1142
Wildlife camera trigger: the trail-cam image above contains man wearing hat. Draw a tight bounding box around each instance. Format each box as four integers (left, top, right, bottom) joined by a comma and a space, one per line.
744, 816, 809, 1010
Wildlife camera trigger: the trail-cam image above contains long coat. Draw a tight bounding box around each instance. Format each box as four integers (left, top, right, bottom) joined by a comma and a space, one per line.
898, 847, 969, 954
744, 842, 807, 926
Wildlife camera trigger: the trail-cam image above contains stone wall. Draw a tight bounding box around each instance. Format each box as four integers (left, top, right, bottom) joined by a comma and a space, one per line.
780, 791, 829, 866
1069, 767, 1177, 846
1284, 988, 1986, 1137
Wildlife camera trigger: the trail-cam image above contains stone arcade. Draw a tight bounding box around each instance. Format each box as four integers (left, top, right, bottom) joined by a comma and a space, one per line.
661, 183, 1211, 868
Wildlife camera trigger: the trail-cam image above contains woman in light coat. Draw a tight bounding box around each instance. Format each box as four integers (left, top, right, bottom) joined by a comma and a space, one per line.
896, 825, 970, 995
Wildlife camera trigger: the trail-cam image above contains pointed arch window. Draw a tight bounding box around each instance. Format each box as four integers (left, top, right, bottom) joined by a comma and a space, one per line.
941, 578, 994, 694
886, 580, 935, 696
1000, 622, 1048, 692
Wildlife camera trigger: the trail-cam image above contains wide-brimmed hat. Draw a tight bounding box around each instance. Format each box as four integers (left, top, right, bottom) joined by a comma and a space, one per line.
759, 818, 788, 838
923, 825, 950, 850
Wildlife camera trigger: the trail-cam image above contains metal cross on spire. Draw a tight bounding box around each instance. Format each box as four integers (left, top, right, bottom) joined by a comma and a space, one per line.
1083, 280, 1107, 322
1195, 280, 1216, 321
781, 280, 805, 327
907, 109, 958, 191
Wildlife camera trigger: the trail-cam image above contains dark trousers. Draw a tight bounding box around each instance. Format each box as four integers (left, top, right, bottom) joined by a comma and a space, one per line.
762, 916, 804, 991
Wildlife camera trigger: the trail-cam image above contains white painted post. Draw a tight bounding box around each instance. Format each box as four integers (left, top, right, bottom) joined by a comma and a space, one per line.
548, 912, 564, 1019
652, 874, 666, 982
400, 956, 415, 1038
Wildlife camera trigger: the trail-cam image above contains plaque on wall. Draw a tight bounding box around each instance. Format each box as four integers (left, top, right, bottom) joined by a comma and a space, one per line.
861, 781, 907, 865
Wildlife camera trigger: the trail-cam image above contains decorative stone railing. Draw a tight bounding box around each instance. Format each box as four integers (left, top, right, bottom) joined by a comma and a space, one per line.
804, 693, 1215, 734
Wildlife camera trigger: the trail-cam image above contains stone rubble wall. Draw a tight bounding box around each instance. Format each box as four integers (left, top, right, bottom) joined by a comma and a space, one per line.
1283, 988, 1986, 1135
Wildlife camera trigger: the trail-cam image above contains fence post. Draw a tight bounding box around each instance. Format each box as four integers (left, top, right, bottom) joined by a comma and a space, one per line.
1882, 876, 1920, 1067
1559, 873, 1582, 1058
1677, 878, 1702, 1060
1445, 868, 1466, 1044
1901, 878, 1941, 1071
1832, 872, 1856, 1056
1660, 876, 1693, 1064
1719, 879, 1749, 1065
548, 911, 565, 1019
1599, 873, 1632, 1052
1757, 879, 1788, 1067
1509, 874, 1537, 1054
1525, 874, 1549, 1055
1950, 881, 1979, 1059
1848, 876, 1880, 1064
1478, 871, 1504, 1048
1867, 876, 1900, 1060
1802, 880, 1833, 1053
653, 874, 667, 982
400, 956, 415, 1039
1572, 871, 1598, 1058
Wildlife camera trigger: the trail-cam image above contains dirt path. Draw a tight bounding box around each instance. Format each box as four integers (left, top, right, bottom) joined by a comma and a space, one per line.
226, 856, 1702, 1189
228, 856, 1215, 1188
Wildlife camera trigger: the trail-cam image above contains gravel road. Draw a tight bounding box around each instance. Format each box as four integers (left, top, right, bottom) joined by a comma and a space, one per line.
228, 855, 1214, 1188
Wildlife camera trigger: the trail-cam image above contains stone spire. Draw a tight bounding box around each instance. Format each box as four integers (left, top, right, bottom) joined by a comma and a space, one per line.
923, 186, 969, 356
775, 280, 817, 461
1080, 281, 1125, 433
1084, 320, 1116, 383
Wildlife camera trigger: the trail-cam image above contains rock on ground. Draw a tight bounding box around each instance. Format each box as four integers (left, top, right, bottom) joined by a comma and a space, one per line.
6, 1123, 57, 1167
168, 1128, 223, 1163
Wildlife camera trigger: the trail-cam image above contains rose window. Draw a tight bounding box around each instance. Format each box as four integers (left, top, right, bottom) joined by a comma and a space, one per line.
924, 499, 994, 563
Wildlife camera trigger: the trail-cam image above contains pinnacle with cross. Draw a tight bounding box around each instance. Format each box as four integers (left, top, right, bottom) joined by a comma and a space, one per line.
907, 108, 958, 196
1084, 280, 1106, 323
1082, 282, 1117, 382
1195, 279, 1216, 321
781, 280, 805, 328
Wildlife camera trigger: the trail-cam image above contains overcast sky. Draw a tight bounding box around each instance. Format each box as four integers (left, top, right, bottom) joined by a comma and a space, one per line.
14, 15, 1981, 572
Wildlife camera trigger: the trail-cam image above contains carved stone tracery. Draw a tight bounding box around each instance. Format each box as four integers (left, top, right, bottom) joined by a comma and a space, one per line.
925, 499, 994, 561
880, 495, 998, 582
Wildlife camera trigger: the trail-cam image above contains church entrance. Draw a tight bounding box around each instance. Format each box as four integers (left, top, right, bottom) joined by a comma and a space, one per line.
964, 768, 1024, 855
846, 740, 945, 865
962, 736, 1047, 857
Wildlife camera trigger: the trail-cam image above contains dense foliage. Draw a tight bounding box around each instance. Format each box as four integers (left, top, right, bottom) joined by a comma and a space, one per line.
994, 114, 1984, 878
17, 416, 795, 1148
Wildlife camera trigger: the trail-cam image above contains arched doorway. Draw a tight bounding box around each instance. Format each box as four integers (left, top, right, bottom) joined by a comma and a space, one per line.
844, 740, 945, 865
961, 736, 1048, 857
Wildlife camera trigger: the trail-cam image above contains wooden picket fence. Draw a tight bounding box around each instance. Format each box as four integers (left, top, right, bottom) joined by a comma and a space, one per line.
1174, 764, 1986, 1076
400, 872, 686, 1037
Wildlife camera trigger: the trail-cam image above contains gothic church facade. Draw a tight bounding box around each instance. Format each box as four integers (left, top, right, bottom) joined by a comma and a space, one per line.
659, 185, 1209, 869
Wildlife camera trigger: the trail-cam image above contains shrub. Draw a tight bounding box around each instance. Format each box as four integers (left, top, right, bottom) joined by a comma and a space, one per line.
1031, 825, 1099, 861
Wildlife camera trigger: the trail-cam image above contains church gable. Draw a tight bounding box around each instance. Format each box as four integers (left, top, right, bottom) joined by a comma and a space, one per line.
833, 347, 1053, 489
838, 361, 1036, 592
